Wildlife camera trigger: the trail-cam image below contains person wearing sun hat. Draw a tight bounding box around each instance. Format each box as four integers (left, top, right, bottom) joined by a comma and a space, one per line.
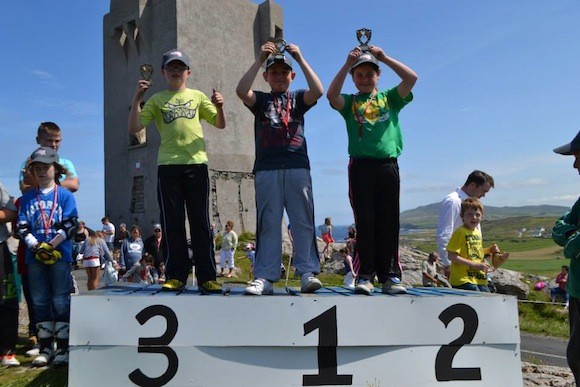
552, 130, 580, 384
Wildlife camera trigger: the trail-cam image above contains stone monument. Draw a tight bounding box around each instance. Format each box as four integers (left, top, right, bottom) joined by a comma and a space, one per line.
103, 0, 283, 235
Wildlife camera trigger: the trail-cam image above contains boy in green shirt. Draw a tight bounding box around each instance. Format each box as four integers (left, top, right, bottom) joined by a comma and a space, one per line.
327, 44, 417, 295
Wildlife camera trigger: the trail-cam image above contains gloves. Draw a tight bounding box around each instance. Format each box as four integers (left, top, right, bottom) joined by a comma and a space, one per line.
34, 242, 62, 265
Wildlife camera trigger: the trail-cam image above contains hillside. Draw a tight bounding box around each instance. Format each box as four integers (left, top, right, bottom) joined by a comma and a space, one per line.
400, 203, 568, 229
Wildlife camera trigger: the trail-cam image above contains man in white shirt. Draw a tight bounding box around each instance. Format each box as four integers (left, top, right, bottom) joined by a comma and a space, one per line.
101, 217, 116, 251
436, 170, 494, 277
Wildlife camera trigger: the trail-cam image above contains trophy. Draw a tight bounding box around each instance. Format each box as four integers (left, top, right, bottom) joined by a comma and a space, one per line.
140, 63, 154, 85
356, 28, 372, 52
272, 38, 288, 62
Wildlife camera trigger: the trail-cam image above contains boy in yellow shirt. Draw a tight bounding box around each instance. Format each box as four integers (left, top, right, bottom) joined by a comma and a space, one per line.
447, 198, 501, 292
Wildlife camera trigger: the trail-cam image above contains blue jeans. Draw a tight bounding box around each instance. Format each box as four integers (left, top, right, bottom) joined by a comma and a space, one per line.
254, 169, 320, 282
27, 260, 71, 322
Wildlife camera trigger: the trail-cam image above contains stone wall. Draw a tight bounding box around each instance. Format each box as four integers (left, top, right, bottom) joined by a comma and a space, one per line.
103, 0, 282, 235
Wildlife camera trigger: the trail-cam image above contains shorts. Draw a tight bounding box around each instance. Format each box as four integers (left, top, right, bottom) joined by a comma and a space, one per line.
82, 256, 100, 268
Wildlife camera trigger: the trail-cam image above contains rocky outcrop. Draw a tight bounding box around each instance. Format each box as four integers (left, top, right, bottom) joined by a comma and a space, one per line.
319, 241, 530, 298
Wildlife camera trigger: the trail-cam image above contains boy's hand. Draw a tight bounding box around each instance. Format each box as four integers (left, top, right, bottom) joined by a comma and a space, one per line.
211, 88, 224, 108
369, 45, 385, 61
473, 261, 491, 272
347, 47, 362, 67
134, 80, 151, 101
285, 44, 303, 63
259, 42, 277, 62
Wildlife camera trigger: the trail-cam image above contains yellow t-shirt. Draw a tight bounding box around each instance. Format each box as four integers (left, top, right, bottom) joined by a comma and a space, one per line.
140, 88, 217, 165
446, 226, 487, 286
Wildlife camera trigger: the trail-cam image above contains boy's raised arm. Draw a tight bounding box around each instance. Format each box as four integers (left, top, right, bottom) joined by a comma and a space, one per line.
286, 44, 323, 106
327, 47, 361, 110
236, 42, 275, 106
129, 80, 150, 134
369, 45, 417, 99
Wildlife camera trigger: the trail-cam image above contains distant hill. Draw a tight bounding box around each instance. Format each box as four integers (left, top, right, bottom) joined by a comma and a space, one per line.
400, 203, 569, 229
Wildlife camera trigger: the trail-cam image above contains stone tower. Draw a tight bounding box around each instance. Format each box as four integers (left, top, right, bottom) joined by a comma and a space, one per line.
103, 0, 283, 235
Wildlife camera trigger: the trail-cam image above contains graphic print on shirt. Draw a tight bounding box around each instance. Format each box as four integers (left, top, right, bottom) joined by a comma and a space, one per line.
162, 99, 198, 123
259, 94, 303, 149
464, 233, 486, 281
24, 199, 62, 239
353, 94, 391, 126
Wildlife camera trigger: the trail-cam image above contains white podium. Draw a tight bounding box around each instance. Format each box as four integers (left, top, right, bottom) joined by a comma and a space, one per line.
69, 285, 522, 386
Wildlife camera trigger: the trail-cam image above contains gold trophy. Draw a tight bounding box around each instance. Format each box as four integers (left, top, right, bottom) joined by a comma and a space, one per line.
356, 28, 372, 52
140, 63, 154, 85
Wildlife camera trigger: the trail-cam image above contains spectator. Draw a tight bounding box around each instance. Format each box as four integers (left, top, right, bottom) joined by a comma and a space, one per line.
551, 266, 570, 303
0, 182, 19, 367
219, 220, 238, 278
115, 223, 129, 250
144, 223, 165, 274
551, 130, 580, 384
119, 225, 144, 272
80, 231, 116, 290
436, 170, 495, 277
122, 254, 155, 284
101, 217, 115, 252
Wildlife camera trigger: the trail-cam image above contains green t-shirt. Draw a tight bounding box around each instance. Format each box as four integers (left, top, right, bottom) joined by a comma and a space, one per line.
337, 87, 412, 159
553, 197, 580, 298
140, 88, 217, 165
447, 226, 487, 287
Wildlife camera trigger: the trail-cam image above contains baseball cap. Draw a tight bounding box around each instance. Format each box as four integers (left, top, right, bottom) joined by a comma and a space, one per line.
265, 53, 292, 70
153, 224, 162, 231
26, 147, 60, 167
554, 130, 580, 155
350, 52, 379, 73
162, 49, 190, 68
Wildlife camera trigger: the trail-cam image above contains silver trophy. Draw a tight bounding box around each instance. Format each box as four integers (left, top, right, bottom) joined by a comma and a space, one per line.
140, 63, 154, 85
274, 38, 287, 56
356, 28, 372, 52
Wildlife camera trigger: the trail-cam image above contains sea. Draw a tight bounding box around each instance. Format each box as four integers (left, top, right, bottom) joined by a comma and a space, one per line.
317, 224, 422, 242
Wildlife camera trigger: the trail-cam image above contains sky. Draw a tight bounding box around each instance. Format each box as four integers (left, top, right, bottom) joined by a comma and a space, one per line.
1, 0, 579, 230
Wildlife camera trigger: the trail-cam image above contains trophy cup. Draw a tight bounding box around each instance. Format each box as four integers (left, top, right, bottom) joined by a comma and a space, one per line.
356, 28, 372, 52
273, 38, 287, 60
140, 63, 154, 85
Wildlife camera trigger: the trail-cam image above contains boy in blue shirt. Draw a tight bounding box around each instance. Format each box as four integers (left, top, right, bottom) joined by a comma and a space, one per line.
327, 44, 417, 295
236, 41, 323, 295
17, 147, 79, 367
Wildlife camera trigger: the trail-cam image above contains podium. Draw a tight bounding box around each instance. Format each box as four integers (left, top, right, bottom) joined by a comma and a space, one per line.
69, 285, 522, 386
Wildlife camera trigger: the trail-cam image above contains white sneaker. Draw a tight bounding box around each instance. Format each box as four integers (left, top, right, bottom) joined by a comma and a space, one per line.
355, 279, 375, 295
32, 348, 53, 367
300, 273, 322, 293
26, 344, 40, 357
244, 278, 273, 295
52, 348, 69, 367
1, 352, 20, 367
382, 277, 407, 295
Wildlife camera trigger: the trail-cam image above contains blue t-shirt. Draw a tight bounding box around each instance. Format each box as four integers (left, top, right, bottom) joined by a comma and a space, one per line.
18, 186, 78, 264
246, 90, 315, 172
